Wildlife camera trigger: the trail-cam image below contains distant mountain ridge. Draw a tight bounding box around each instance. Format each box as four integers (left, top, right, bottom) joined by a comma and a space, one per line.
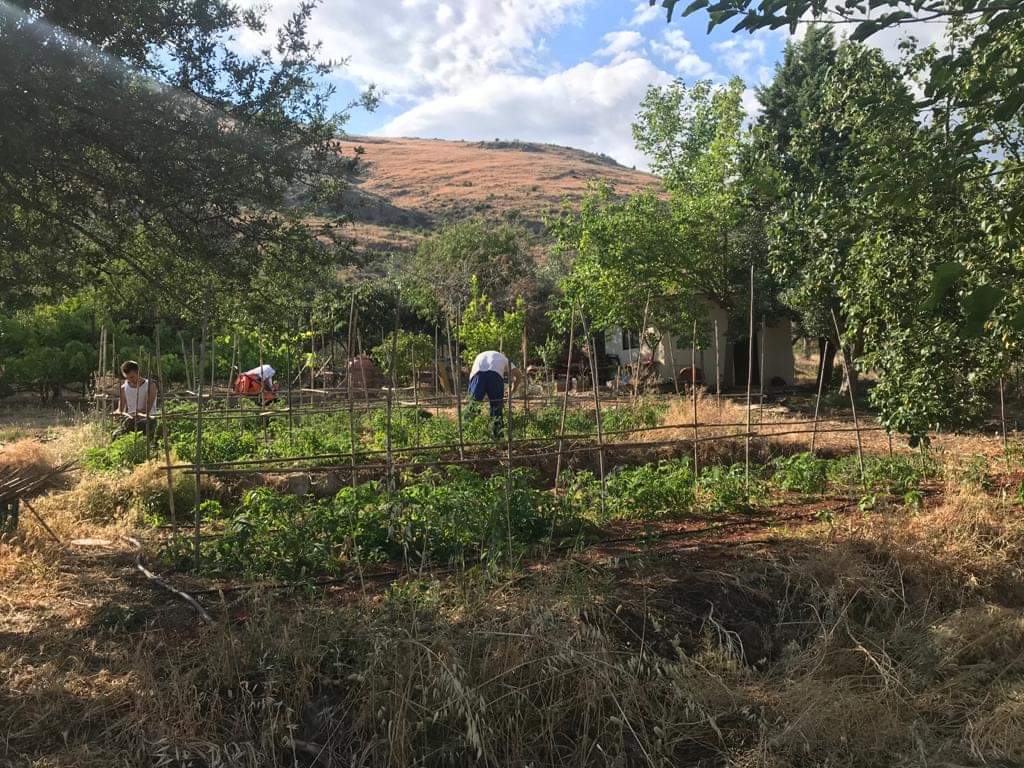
334, 137, 657, 256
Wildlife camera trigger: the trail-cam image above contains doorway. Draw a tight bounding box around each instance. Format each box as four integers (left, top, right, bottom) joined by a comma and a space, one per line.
733, 335, 760, 387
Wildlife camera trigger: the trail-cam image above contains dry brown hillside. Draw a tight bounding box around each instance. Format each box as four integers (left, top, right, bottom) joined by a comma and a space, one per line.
335, 136, 657, 255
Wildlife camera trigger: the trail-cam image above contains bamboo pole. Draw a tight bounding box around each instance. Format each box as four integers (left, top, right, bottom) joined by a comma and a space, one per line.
758, 316, 766, 424
714, 318, 721, 410
810, 340, 829, 455
633, 292, 651, 402
554, 308, 577, 488
521, 322, 528, 424
179, 333, 189, 391
155, 328, 177, 535
226, 332, 237, 400
387, 303, 399, 493
745, 265, 754, 495
348, 293, 358, 487
692, 319, 699, 475
192, 322, 206, 571
190, 337, 197, 393
1000, 377, 1009, 468
578, 304, 606, 516
446, 313, 465, 458
210, 335, 216, 393
666, 330, 680, 396
286, 330, 294, 450
831, 308, 865, 484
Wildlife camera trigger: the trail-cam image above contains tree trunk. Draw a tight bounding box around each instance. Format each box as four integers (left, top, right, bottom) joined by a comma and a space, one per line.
838, 338, 862, 397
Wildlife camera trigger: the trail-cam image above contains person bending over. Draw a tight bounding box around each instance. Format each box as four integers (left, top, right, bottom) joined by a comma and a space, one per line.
467, 350, 520, 439
115, 360, 157, 437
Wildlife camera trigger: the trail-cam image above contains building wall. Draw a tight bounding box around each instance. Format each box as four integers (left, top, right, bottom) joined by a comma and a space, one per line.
605, 305, 795, 390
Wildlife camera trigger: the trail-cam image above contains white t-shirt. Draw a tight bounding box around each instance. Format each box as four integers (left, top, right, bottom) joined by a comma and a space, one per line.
122, 378, 157, 417
470, 351, 514, 379
244, 364, 275, 384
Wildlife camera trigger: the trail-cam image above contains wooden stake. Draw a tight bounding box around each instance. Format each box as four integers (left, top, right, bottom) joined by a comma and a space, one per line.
193, 322, 206, 571
154, 329, 177, 535
210, 334, 216, 393
348, 293, 358, 487
521, 322, 528, 423
666, 329, 680, 396
810, 340, 828, 456
745, 265, 754, 495
758, 316, 766, 424
179, 333, 189, 391
692, 319, 699, 475
1000, 377, 1009, 468
446, 313, 465, 459
713, 318, 721, 410
554, 308, 577, 488
831, 308, 865, 485
578, 304, 606, 517
633, 292, 651, 402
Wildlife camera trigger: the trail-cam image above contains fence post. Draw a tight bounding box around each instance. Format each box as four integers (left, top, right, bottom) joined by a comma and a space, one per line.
192, 321, 206, 571
810, 340, 829, 456
831, 308, 865, 485
692, 319, 699, 476
578, 303, 606, 517
554, 308, 577, 489
745, 265, 754, 496
154, 326, 177, 536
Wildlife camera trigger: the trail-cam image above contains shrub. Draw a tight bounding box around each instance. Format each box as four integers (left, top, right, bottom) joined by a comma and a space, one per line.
772, 452, 830, 494
83, 433, 151, 471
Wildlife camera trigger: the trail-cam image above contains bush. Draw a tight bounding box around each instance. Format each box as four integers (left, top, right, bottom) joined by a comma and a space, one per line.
772, 452, 830, 494
83, 433, 151, 471
168, 468, 576, 578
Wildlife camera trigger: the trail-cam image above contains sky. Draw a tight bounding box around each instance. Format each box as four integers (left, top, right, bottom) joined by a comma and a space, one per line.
236, 0, 938, 170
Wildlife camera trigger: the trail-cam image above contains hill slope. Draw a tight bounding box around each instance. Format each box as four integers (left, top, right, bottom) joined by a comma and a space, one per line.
336, 137, 657, 255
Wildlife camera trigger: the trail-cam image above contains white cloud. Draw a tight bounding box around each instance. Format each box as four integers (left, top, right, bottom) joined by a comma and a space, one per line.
712, 37, 766, 74
628, 1, 662, 27
596, 29, 646, 64
650, 28, 715, 78
236, 0, 589, 101
741, 87, 762, 118
376, 58, 674, 169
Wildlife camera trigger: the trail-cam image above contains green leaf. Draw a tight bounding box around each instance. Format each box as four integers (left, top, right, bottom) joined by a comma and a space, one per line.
923, 262, 965, 309
961, 284, 1003, 337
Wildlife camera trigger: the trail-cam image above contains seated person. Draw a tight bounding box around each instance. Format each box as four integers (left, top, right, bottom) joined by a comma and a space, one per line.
234, 363, 278, 405
467, 350, 521, 439
114, 360, 157, 436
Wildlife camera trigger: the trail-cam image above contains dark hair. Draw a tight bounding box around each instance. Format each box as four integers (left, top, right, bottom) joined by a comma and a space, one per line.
121, 360, 140, 376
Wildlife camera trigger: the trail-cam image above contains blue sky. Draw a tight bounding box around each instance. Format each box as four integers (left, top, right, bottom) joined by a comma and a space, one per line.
238, 1, 792, 168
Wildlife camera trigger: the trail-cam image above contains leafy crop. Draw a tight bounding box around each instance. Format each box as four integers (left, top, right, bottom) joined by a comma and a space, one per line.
83, 433, 152, 471
164, 468, 578, 579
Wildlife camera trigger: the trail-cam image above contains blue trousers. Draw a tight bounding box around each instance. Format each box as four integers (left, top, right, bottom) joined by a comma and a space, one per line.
468, 370, 506, 436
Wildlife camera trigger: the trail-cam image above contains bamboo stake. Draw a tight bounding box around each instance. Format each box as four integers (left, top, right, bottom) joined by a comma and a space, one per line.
446, 313, 465, 459
521, 321, 529, 423
210, 335, 216, 393
745, 265, 754, 495
554, 308, 577, 489
666, 330, 680, 396
226, 332, 237, 400
286, 330, 294, 450
1000, 377, 1009, 468
155, 328, 177, 535
193, 322, 206, 571
714, 318, 721, 410
758, 316, 766, 424
387, 303, 399, 493
348, 293, 358, 487
831, 308, 865, 484
179, 333, 189, 391
578, 304, 606, 517
190, 337, 197, 393
810, 340, 829, 455
692, 319, 699, 475
634, 292, 651, 402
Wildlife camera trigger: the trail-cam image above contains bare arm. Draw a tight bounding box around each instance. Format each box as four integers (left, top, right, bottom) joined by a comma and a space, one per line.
146, 379, 157, 415
118, 386, 126, 415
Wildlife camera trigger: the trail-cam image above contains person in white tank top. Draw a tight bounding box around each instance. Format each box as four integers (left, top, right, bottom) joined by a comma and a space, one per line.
116, 360, 158, 436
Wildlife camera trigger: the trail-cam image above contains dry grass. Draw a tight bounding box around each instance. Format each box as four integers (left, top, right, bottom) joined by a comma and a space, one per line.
0, 438, 57, 479
4, 401, 1024, 767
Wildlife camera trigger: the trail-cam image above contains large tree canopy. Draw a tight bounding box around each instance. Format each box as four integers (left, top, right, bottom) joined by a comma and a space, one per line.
0, 0, 375, 320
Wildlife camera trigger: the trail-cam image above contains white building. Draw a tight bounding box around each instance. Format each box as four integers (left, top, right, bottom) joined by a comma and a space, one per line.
604, 303, 795, 389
